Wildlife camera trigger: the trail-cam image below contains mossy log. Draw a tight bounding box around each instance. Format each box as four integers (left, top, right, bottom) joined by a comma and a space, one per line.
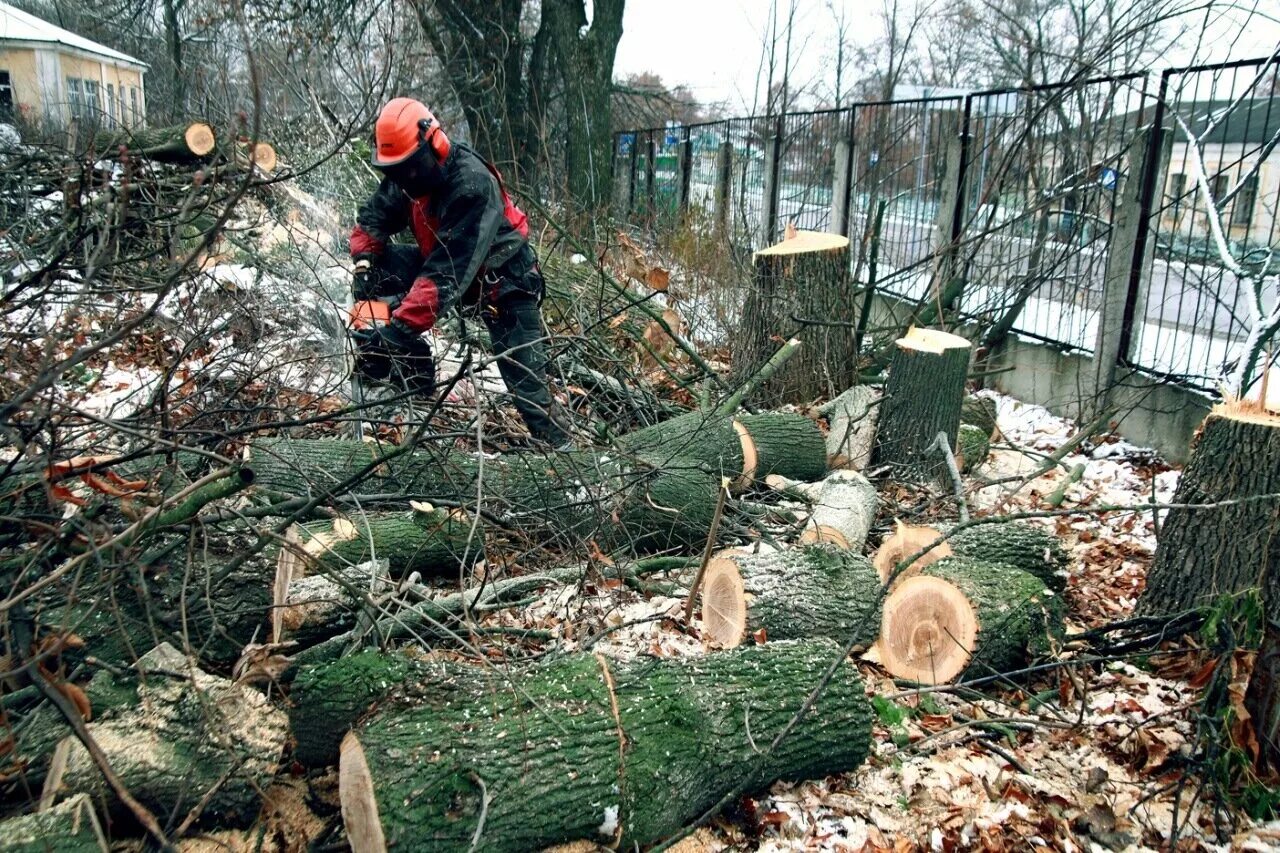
879, 557, 1062, 685
961, 395, 1000, 440
957, 424, 992, 472
46, 644, 287, 828
339, 640, 872, 850
1138, 403, 1280, 617
0, 794, 107, 853
280, 507, 482, 582
91, 122, 216, 162
247, 439, 722, 553
700, 546, 883, 648
872, 328, 972, 484
617, 410, 828, 487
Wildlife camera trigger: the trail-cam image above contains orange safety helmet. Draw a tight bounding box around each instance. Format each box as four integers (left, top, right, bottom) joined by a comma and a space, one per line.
371, 97, 451, 167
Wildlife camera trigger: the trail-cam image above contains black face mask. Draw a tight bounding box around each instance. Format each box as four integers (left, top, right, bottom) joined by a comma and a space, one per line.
383, 147, 444, 199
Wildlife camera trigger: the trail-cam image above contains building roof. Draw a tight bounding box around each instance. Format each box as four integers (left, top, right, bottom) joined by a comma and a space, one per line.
0, 2, 146, 69
1113, 98, 1280, 146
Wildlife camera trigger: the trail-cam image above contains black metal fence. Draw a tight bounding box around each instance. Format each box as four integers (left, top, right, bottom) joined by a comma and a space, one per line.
612, 57, 1280, 395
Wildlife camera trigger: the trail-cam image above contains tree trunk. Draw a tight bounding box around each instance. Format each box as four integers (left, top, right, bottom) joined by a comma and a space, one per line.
92, 123, 216, 162
338, 640, 871, 850
736, 230, 857, 406
872, 327, 972, 484
701, 546, 882, 649
1137, 403, 1280, 617
0, 794, 107, 852
44, 644, 287, 829
879, 557, 1062, 685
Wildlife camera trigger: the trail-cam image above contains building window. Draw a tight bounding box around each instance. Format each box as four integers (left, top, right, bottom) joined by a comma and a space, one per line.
106, 83, 117, 128
1233, 173, 1259, 229
1210, 173, 1230, 204
82, 80, 99, 120
66, 77, 84, 119
1169, 172, 1187, 199
129, 87, 139, 126
0, 70, 12, 120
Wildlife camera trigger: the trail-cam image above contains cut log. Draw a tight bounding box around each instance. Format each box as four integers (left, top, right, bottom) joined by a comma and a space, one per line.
279, 506, 482, 582
1138, 402, 1280, 617
873, 521, 1069, 591
0, 794, 107, 853
700, 546, 882, 648
957, 423, 991, 472
290, 650, 417, 767
873, 327, 972, 484
49, 643, 287, 828
737, 412, 828, 483
616, 410, 827, 487
344, 640, 872, 850
961, 395, 1000, 440
872, 521, 954, 585
819, 385, 881, 471
766, 470, 879, 551
879, 557, 1062, 685
735, 230, 858, 405
247, 439, 723, 553
92, 122, 216, 162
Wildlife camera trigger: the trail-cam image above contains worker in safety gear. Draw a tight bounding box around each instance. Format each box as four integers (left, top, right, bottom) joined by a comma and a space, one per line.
348, 97, 570, 448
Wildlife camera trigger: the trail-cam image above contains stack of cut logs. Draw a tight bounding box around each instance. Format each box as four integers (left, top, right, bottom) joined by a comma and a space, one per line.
90, 121, 279, 173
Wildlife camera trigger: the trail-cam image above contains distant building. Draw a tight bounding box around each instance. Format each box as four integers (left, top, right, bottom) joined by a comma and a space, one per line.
0, 1, 146, 130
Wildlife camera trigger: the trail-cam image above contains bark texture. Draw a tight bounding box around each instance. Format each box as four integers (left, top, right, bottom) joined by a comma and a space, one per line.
944, 522, 1071, 592
1137, 408, 1280, 617
873, 330, 971, 484
820, 385, 881, 471
290, 508, 482, 580
346, 640, 872, 850
735, 235, 857, 405
0, 794, 106, 852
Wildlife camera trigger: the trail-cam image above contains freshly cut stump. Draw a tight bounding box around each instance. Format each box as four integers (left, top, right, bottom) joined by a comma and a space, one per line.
736, 230, 857, 405
880, 557, 1062, 685
701, 546, 882, 648
344, 640, 872, 851
873, 521, 954, 586
873, 327, 972, 484
1138, 402, 1280, 617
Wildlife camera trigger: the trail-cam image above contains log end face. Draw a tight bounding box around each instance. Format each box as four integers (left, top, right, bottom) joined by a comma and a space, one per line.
339, 732, 388, 853
879, 575, 976, 685
873, 524, 953, 585
185, 123, 217, 157
702, 557, 747, 648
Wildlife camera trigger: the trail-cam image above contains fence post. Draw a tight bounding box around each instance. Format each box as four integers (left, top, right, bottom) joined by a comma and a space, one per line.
715, 136, 732, 233
627, 134, 639, 215
762, 115, 783, 244
932, 106, 968, 293
645, 130, 656, 217
679, 126, 693, 218
1090, 91, 1171, 415
830, 134, 853, 236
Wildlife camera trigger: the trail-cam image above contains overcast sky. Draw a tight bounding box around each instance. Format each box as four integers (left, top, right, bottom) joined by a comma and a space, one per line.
611, 0, 1280, 114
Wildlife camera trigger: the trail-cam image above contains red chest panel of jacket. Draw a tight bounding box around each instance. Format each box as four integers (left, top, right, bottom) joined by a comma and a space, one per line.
407, 173, 529, 259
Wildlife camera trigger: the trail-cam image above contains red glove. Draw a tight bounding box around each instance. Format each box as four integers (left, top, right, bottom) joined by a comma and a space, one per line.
392, 275, 441, 332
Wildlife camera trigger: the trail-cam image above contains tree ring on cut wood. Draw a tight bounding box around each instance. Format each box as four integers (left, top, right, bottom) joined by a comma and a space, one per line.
895, 326, 971, 355
731, 419, 758, 487
799, 524, 852, 549
879, 575, 977, 684
753, 229, 850, 257
184, 122, 217, 157
873, 522, 952, 585
701, 557, 747, 648
339, 732, 388, 853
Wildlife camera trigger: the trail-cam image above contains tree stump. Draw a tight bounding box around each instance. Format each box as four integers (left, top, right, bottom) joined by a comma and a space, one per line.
734, 229, 856, 406
341, 641, 872, 851
872, 327, 972, 485
700, 546, 882, 647
879, 557, 1062, 685
1138, 402, 1280, 617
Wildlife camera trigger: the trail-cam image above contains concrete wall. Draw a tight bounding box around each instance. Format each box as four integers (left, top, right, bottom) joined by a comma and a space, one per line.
867, 291, 1209, 464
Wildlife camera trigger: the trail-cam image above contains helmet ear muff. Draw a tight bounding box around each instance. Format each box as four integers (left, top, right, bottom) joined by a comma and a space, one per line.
418, 118, 450, 163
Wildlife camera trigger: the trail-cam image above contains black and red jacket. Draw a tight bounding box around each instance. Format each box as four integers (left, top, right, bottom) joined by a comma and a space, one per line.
349, 142, 532, 332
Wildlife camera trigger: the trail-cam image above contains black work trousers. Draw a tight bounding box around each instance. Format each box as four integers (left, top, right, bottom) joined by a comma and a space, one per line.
361, 245, 569, 447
